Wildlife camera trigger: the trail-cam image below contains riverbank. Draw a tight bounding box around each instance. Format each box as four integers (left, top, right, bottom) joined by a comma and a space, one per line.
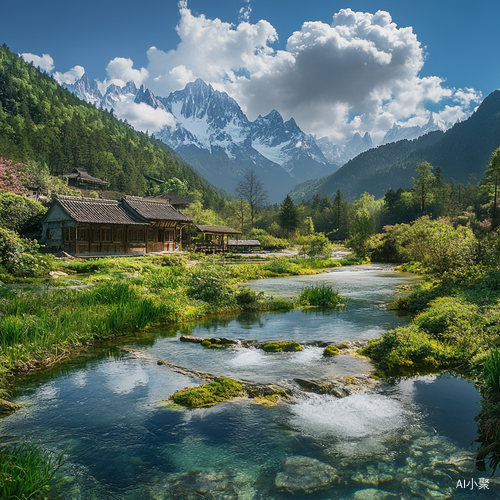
0, 252, 363, 401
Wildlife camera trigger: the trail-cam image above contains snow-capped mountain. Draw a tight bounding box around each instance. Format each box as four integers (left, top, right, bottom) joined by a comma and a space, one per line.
64, 74, 446, 201
381, 114, 443, 145
316, 132, 373, 166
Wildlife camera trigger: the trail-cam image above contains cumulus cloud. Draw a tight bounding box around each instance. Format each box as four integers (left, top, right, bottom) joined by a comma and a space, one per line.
113, 101, 176, 133
89, 3, 482, 144
53, 65, 85, 84
105, 57, 149, 87
20, 53, 54, 71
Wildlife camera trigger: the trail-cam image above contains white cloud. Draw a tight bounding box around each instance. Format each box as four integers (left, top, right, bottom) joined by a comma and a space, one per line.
88, 3, 482, 145
239, 0, 252, 22
53, 65, 85, 84
105, 57, 149, 87
20, 53, 54, 71
113, 101, 176, 133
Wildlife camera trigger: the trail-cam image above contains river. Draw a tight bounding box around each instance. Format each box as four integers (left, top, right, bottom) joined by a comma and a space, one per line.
1, 264, 497, 499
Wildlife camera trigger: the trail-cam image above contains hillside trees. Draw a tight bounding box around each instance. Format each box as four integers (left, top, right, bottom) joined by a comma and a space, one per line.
0, 44, 224, 208
480, 147, 500, 228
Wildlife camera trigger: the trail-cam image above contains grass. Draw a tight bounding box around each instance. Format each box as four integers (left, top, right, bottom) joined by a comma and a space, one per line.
170, 377, 243, 408
262, 341, 302, 352
299, 283, 344, 307
0, 442, 63, 500
323, 346, 340, 357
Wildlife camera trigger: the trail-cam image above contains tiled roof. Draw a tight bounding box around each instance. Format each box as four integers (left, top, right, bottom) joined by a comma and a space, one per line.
122, 196, 192, 222
195, 224, 242, 235
146, 193, 192, 205
64, 168, 108, 185
227, 239, 260, 246
54, 195, 149, 225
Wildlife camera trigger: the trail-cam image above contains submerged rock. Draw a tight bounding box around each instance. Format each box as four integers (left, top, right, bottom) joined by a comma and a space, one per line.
274, 455, 338, 493
351, 465, 394, 486
0, 398, 21, 414
353, 488, 397, 500
157, 469, 258, 499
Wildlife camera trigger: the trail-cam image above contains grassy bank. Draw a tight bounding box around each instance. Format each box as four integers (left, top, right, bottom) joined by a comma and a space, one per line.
0, 253, 356, 391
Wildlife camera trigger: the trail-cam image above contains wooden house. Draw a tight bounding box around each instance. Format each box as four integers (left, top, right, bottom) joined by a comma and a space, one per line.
42, 195, 192, 256
193, 224, 242, 253
64, 168, 109, 189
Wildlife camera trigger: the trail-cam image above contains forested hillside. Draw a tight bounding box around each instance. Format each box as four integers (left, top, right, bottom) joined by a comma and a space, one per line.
290, 90, 500, 201
0, 45, 224, 207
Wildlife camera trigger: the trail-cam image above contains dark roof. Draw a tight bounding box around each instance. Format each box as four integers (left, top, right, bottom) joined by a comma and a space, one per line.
64, 168, 108, 185
122, 196, 192, 222
195, 224, 242, 235
147, 193, 192, 205
143, 174, 165, 184
54, 195, 149, 225
227, 239, 260, 246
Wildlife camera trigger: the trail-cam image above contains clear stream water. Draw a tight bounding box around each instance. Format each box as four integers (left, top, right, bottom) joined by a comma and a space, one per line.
1, 264, 498, 499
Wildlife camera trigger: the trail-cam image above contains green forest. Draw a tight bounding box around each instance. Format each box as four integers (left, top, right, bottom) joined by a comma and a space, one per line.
0, 44, 224, 209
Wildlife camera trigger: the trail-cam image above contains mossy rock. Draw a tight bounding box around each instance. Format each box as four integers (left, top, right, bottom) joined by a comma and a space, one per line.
323, 346, 340, 357
263, 341, 303, 352
169, 377, 243, 408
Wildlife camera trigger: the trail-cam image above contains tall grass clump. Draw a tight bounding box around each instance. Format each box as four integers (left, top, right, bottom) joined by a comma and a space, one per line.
0, 442, 63, 499
299, 283, 344, 307
264, 257, 294, 275
484, 349, 500, 393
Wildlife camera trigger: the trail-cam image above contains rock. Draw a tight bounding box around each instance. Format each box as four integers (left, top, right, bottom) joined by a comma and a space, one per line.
353, 488, 396, 500
49, 270, 68, 277
274, 456, 338, 493
0, 398, 21, 414
179, 336, 205, 343
447, 451, 475, 474
351, 465, 394, 487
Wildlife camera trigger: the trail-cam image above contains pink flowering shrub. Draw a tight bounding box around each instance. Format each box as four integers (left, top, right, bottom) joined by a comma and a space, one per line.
0, 158, 27, 195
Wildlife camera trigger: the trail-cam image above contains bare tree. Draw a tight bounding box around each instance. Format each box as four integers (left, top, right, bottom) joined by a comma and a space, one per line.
235, 169, 268, 228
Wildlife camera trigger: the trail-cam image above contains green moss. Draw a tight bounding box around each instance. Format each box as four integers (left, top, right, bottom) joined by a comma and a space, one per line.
323, 346, 340, 357
201, 340, 212, 347
262, 341, 303, 352
170, 377, 243, 408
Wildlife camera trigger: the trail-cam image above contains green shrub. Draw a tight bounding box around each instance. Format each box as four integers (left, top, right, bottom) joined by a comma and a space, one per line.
323, 346, 340, 357
299, 283, 344, 307
0, 442, 63, 500
235, 288, 258, 305
262, 341, 302, 352
359, 324, 456, 369
264, 257, 293, 274
170, 377, 243, 408
0, 193, 47, 238
414, 297, 483, 343
0, 227, 53, 277
186, 268, 235, 305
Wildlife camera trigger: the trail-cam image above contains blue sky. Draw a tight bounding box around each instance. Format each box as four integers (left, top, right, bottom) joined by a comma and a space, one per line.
3, 0, 499, 143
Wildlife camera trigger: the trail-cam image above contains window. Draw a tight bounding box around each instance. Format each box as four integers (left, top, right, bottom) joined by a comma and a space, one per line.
129, 229, 145, 243
100, 228, 112, 242
148, 230, 156, 243
165, 229, 174, 242
64, 228, 76, 242
78, 228, 89, 242
157, 230, 164, 243
112, 229, 123, 243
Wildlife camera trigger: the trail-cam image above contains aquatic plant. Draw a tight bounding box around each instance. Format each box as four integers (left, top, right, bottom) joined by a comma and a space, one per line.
262, 341, 302, 352
0, 442, 63, 500
299, 283, 344, 307
323, 346, 340, 357
170, 377, 243, 408
264, 257, 294, 275
483, 349, 500, 393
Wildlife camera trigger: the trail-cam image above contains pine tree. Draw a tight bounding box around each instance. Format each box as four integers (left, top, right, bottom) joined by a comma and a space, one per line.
278, 195, 299, 237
